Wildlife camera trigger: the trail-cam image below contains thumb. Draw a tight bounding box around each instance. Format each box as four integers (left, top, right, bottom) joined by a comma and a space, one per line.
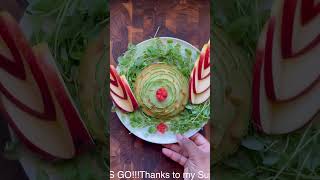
176, 134, 198, 156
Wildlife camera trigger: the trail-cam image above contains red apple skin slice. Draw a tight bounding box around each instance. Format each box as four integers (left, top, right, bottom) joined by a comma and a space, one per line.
0, 13, 77, 160
252, 49, 266, 133
110, 70, 116, 85
300, 0, 320, 25
0, 74, 76, 160
192, 62, 210, 94
0, 11, 55, 120
110, 79, 126, 99
204, 41, 210, 69
189, 75, 210, 104
110, 74, 138, 113
265, 0, 320, 101
253, 20, 320, 134
110, 65, 119, 86
0, 102, 67, 160
197, 44, 210, 80
254, 51, 320, 134
110, 65, 127, 99
110, 91, 134, 112
281, 0, 320, 58
253, 19, 274, 132
264, 18, 277, 101
265, 17, 320, 101
0, 91, 76, 160
33, 44, 94, 154
120, 76, 139, 110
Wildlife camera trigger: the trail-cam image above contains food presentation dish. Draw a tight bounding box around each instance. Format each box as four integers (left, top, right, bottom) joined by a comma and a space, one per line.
111, 37, 211, 144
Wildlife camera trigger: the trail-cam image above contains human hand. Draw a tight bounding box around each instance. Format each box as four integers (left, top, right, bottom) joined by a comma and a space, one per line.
162, 133, 210, 180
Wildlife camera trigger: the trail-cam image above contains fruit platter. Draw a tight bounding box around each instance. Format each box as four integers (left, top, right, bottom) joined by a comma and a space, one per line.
110, 37, 211, 144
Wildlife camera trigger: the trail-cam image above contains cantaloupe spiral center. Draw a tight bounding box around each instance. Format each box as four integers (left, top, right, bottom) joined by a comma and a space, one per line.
134, 63, 189, 118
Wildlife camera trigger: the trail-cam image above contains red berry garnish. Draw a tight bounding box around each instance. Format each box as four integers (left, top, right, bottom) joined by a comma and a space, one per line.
156, 123, 168, 134
156, 87, 168, 102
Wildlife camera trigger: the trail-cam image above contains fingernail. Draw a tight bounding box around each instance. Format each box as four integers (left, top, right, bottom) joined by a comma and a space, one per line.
176, 134, 183, 141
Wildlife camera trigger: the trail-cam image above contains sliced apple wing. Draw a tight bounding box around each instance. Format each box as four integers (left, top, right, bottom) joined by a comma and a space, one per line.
264, 0, 320, 101
110, 65, 127, 99
197, 43, 210, 80
0, 12, 76, 159
110, 74, 138, 113
189, 74, 210, 104
193, 60, 210, 94
0, 97, 76, 160
33, 43, 94, 153
253, 51, 320, 134
110, 91, 133, 112
120, 76, 139, 110
0, 11, 55, 120
253, 19, 320, 134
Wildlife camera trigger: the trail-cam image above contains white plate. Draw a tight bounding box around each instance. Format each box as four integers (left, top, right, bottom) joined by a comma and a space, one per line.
115, 37, 207, 144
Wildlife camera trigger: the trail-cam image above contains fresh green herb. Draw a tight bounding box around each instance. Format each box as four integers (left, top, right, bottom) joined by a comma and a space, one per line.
27, 0, 108, 108
213, 0, 270, 59
148, 126, 157, 134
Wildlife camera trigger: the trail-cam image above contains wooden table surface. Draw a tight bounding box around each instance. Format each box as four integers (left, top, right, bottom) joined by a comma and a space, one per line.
110, 0, 210, 179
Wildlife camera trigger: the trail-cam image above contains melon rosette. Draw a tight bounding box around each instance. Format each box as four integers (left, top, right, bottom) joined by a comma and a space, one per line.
134, 63, 189, 118
111, 38, 210, 139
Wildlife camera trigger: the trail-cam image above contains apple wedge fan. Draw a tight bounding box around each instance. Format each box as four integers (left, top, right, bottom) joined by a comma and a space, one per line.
190, 41, 210, 104
253, 0, 320, 134
110, 40, 210, 112
0, 12, 93, 160
110, 65, 138, 112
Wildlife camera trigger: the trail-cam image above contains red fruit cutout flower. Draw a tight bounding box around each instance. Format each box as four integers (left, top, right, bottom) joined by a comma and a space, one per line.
156, 123, 168, 134
156, 87, 168, 102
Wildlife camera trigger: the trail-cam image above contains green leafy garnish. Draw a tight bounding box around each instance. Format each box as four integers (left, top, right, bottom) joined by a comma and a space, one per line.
27, 0, 108, 108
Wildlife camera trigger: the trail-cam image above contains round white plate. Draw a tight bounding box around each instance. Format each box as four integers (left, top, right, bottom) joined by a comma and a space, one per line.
115, 37, 207, 144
